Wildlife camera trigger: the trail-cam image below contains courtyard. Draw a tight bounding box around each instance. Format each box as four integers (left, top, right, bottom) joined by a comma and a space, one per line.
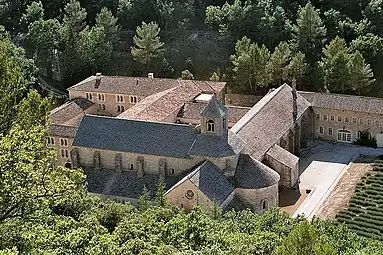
283, 140, 383, 218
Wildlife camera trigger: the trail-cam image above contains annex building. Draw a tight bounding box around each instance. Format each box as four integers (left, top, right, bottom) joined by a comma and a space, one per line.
48, 73, 383, 213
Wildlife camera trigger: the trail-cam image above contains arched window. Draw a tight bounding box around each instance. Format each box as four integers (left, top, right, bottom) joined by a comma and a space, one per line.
337, 130, 352, 143
207, 120, 215, 132
261, 199, 269, 211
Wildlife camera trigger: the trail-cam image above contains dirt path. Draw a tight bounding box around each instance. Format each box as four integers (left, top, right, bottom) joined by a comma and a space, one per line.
315, 160, 373, 220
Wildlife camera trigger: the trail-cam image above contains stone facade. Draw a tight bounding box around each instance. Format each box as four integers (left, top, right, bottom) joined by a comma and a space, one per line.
68, 90, 143, 117
235, 183, 279, 214
313, 108, 383, 143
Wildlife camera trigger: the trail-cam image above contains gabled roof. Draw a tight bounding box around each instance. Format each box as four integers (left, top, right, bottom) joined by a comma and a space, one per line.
298, 91, 383, 115
84, 167, 181, 199
117, 80, 205, 122
178, 101, 250, 123
49, 124, 78, 138
167, 161, 234, 205
73, 115, 236, 158
201, 96, 226, 118
231, 84, 311, 160
68, 75, 226, 97
235, 154, 280, 189
266, 144, 299, 168
50, 97, 94, 125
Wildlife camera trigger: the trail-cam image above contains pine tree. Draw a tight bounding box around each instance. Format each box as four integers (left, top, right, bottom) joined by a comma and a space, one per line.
131, 22, 164, 71
348, 51, 375, 95
95, 7, 119, 45
292, 3, 327, 64
155, 176, 167, 207
267, 42, 292, 86
138, 186, 151, 211
321, 37, 351, 93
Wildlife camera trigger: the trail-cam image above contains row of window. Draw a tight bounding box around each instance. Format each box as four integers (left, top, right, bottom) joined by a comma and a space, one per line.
318, 127, 369, 141
86, 93, 138, 104
316, 114, 380, 127
97, 104, 125, 112
47, 137, 68, 147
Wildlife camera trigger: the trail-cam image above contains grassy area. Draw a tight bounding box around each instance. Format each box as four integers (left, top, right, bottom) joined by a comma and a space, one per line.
336, 158, 383, 241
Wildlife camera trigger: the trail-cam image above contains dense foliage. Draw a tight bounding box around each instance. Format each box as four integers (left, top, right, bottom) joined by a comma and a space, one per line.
336, 160, 383, 240
0, 0, 382, 96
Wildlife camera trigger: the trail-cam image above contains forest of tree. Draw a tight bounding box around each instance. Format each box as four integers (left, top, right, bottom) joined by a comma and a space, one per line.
0, 0, 382, 96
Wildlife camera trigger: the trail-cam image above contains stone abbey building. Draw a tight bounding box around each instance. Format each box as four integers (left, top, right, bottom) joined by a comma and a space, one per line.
48, 73, 383, 213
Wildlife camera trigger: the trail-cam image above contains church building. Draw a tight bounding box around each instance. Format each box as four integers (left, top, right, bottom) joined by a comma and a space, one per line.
48, 73, 383, 213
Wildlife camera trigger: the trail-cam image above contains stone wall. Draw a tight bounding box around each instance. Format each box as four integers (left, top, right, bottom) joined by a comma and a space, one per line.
225, 93, 262, 107
166, 179, 213, 211
75, 147, 236, 177
235, 183, 278, 214
313, 107, 383, 143
264, 156, 298, 188
68, 90, 144, 117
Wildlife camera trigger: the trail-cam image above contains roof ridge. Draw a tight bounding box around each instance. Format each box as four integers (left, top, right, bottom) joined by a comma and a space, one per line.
298, 90, 383, 101
232, 85, 286, 134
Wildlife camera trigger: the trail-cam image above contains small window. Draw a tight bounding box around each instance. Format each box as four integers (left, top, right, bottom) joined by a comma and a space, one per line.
359, 118, 363, 125
261, 199, 269, 210
345, 117, 350, 123
319, 126, 324, 134
316, 114, 320, 120
352, 117, 357, 124
86, 93, 93, 100
323, 114, 328, 121
117, 105, 125, 112
61, 149, 69, 158
129, 164, 134, 170
207, 120, 215, 132
367, 120, 371, 126
329, 128, 333, 136
60, 138, 68, 147
357, 131, 362, 139
47, 137, 54, 145
98, 104, 106, 111
116, 95, 124, 102
330, 115, 335, 121
376, 121, 380, 127
98, 93, 105, 101
130, 96, 138, 104
338, 116, 342, 122
169, 168, 175, 176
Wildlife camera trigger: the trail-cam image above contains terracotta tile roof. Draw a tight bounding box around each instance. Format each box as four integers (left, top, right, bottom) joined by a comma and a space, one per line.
235, 154, 280, 189
49, 97, 94, 125
68, 75, 225, 96
231, 84, 311, 160
266, 144, 299, 168
117, 81, 205, 122
178, 102, 250, 123
298, 91, 383, 115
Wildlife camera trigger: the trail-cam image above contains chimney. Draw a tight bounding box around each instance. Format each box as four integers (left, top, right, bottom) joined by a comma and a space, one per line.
148, 73, 154, 79
95, 72, 101, 89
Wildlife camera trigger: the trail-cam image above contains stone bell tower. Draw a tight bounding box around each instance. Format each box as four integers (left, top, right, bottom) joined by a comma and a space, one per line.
200, 96, 228, 138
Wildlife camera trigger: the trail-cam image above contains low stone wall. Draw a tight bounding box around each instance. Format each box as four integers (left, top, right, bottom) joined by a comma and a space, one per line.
225, 93, 262, 107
